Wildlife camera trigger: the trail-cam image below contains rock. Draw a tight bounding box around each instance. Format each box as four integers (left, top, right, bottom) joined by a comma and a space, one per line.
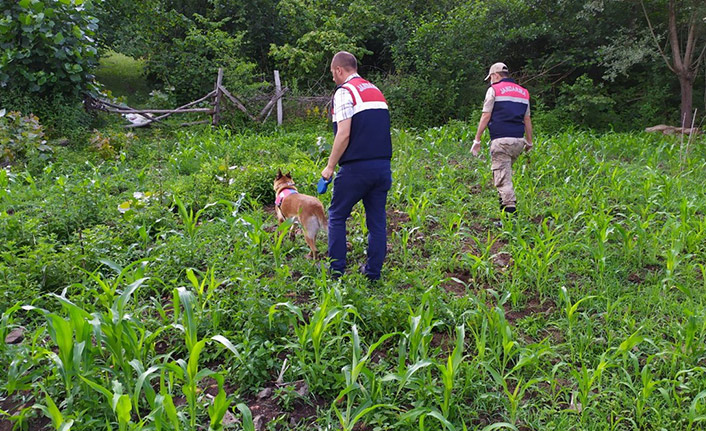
253, 414, 264, 431
5, 328, 24, 344
256, 387, 273, 399
294, 381, 309, 397
222, 410, 237, 426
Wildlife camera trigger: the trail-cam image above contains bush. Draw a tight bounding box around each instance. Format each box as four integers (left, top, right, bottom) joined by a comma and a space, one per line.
0, 110, 52, 166
0, 89, 95, 142
556, 74, 617, 129
145, 14, 265, 104
89, 129, 136, 160
0, 0, 99, 96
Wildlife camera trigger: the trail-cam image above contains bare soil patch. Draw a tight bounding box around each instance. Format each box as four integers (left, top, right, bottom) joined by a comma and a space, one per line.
504, 295, 556, 325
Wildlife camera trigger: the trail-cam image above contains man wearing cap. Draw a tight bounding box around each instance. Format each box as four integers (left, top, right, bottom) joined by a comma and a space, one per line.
321, 51, 392, 281
472, 62, 533, 217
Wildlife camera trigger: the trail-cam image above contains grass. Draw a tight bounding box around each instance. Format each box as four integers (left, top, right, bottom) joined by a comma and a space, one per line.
0, 121, 705, 430
94, 51, 151, 106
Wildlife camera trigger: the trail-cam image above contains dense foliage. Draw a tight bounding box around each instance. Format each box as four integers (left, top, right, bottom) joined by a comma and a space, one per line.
90, 0, 705, 129
0, 0, 99, 95
1, 123, 705, 429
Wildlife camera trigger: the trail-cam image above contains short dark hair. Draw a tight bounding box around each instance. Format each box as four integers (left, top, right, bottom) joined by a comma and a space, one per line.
497, 71, 510, 78
331, 51, 358, 71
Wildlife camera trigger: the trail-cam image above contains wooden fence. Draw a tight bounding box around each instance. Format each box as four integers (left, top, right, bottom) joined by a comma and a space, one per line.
86, 68, 291, 128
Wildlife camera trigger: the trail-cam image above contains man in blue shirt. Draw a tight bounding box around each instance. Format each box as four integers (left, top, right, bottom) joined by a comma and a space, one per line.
321, 51, 392, 281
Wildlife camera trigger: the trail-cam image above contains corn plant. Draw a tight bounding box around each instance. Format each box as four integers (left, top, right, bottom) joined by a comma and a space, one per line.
185, 266, 222, 314
483, 341, 550, 424
173, 196, 222, 258
407, 192, 430, 227
437, 325, 465, 418
207, 374, 231, 431
397, 407, 457, 431
585, 210, 614, 279
559, 286, 597, 335
240, 212, 268, 254
687, 389, 706, 430
269, 286, 358, 390
397, 226, 419, 267
332, 325, 397, 431
171, 284, 249, 429
235, 403, 256, 431
272, 218, 294, 266
79, 378, 134, 431
512, 220, 563, 293
35, 389, 75, 431
403, 288, 442, 364
618, 355, 662, 428
461, 232, 500, 283
570, 353, 610, 421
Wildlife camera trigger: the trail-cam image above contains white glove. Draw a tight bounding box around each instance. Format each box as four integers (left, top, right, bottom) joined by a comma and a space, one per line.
471, 140, 482, 157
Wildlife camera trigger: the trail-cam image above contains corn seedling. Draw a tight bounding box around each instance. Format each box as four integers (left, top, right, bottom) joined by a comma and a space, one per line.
35, 389, 75, 431
407, 192, 430, 227
332, 325, 397, 431
436, 325, 465, 418
240, 213, 268, 254
559, 286, 597, 336
79, 378, 134, 431
272, 218, 294, 266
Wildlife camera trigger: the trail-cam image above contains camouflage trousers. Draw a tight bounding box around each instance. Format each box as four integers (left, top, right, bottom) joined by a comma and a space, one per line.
490, 137, 528, 208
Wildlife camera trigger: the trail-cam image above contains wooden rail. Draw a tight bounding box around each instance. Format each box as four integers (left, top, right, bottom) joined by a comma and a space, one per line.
86, 69, 290, 128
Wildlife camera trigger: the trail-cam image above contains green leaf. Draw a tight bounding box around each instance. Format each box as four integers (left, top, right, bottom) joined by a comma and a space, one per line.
54, 32, 64, 44
18, 0, 31, 8
114, 394, 131, 426
44, 392, 64, 429
162, 394, 179, 431
187, 338, 208, 381
235, 403, 254, 431
481, 423, 518, 431
80, 376, 113, 401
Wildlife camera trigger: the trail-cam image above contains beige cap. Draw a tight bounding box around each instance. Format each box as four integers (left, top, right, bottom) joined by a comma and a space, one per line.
484, 62, 508, 81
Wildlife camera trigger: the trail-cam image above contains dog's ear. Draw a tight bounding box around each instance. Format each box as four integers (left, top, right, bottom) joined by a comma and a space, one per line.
285, 171, 292, 178
276, 169, 282, 179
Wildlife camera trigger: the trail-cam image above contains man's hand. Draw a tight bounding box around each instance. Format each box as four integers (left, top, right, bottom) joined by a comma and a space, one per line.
524, 141, 533, 152
471, 140, 482, 157
321, 165, 335, 181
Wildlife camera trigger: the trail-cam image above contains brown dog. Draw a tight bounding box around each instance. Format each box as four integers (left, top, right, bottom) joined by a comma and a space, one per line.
273, 170, 328, 259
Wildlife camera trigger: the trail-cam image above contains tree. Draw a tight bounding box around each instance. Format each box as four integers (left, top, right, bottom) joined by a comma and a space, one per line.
641, 0, 706, 127
0, 0, 99, 95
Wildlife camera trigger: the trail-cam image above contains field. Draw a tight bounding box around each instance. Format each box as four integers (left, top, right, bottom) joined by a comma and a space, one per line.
1, 122, 706, 430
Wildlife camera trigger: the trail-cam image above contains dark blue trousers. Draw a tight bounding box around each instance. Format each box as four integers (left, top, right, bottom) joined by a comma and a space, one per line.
328, 159, 392, 280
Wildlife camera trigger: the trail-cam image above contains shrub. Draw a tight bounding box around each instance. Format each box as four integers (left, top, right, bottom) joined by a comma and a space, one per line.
0, 89, 95, 142
0, 110, 52, 166
556, 74, 617, 129
0, 0, 99, 96
145, 14, 265, 104
89, 129, 136, 160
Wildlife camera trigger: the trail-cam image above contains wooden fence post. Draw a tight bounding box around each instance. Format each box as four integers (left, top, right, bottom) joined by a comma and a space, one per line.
212, 68, 224, 126
274, 70, 283, 125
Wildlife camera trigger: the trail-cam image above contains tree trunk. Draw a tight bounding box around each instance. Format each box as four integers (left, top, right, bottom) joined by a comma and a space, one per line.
678, 74, 694, 127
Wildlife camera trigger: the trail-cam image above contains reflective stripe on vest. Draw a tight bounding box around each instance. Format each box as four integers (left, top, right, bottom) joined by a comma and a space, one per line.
489, 79, 529, 140
341, 78, 388, 115
331, 77, 392, 165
